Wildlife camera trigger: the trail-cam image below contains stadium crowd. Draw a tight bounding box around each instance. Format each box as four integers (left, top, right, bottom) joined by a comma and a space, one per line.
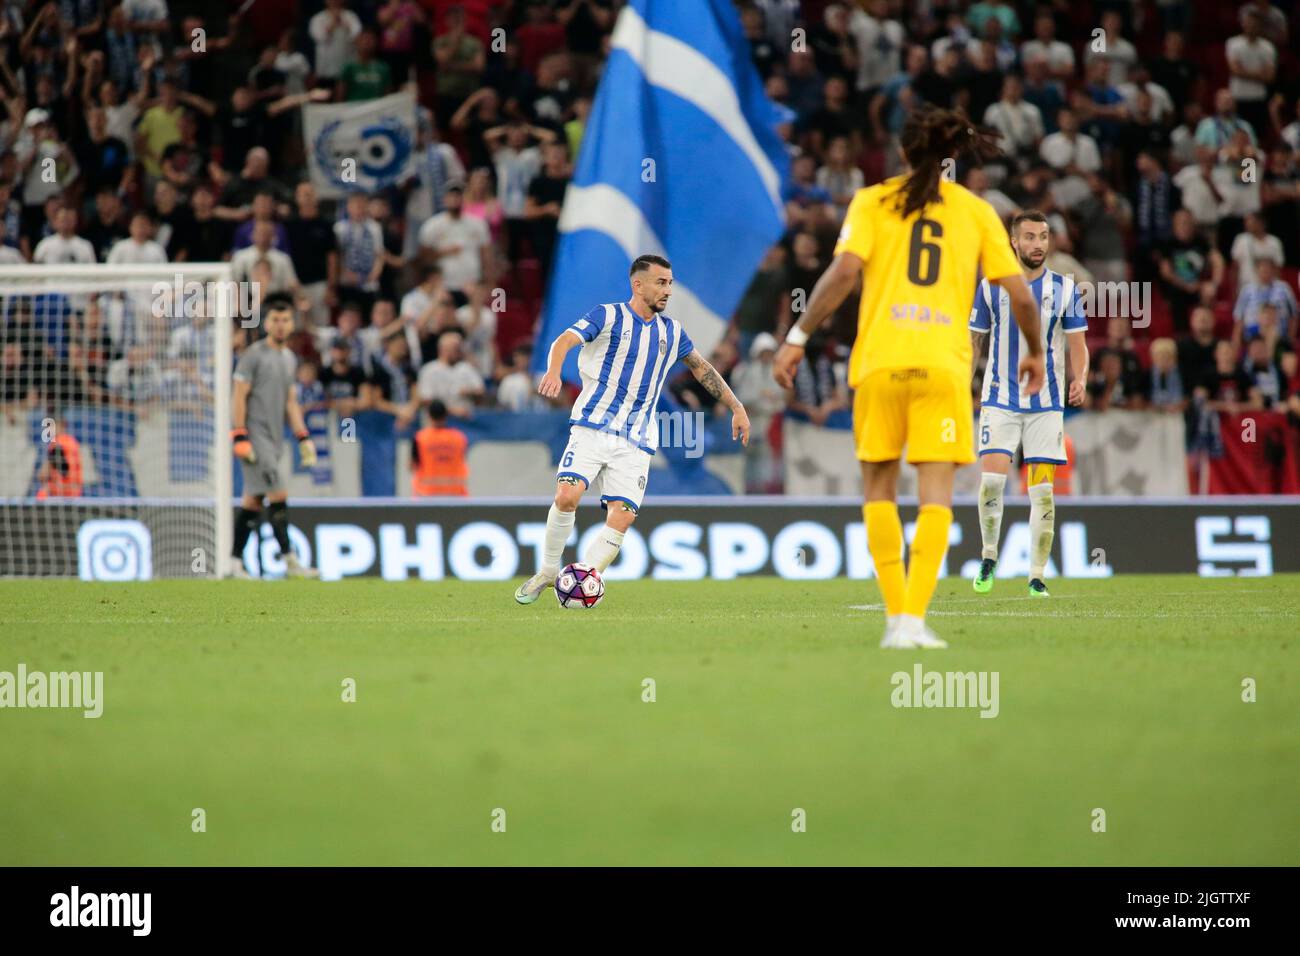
0, 0, 1298, 495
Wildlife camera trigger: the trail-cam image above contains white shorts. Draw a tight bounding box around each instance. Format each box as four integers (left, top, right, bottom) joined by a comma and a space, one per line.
557, 425, 651, 511
978, 407, 1067, 465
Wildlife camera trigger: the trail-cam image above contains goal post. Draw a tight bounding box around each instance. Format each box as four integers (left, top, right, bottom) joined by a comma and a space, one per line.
0, 262, 236, 579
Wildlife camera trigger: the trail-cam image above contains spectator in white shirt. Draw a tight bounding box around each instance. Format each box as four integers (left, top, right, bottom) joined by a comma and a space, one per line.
417, 329, 484, 416
106, 211, 168, 265
1040, 109, 1101, 174
485, 121, 551, 263
1083, 10, 1138, 87
495, 343, 547, 411
309, 0, 362, 81
1170, 101, 1205, 169
274, 29, 312, 95
1020, 10, 1074, 86
454, 281, 499, 378
122, 0, 170, 53
417, 185, 491, 296
815, 136, 865, 218
33, 207, 96, 264
1230, 213, 1286, 282
16, 109, 80, 212
849, 0, 904, 94
232, 221, 302, 297
400, 264, 446, 323
1225, 10, 1276, 137
358, 298, 403, 371
1173, 147, 1226, 231
1117, 65, 1175, 126
984, 74, 1044, 161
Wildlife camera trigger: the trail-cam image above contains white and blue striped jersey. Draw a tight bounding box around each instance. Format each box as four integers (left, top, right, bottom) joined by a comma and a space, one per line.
969, 269, 1087, 412
566, 301, 695, 454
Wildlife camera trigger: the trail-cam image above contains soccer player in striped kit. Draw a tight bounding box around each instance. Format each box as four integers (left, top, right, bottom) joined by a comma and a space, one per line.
514, 254, 750, 604
968, 210, 1089, 597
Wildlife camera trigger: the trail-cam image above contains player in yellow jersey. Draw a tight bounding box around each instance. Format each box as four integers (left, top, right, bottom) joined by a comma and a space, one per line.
773, 106, 1046, 649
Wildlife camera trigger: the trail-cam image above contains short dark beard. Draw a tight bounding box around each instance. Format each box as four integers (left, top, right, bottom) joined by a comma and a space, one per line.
1019, 251, 1045, 269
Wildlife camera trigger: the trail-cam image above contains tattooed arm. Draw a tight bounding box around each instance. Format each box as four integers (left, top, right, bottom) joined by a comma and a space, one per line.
682, 349, 750, 446
970, 328, 988, 377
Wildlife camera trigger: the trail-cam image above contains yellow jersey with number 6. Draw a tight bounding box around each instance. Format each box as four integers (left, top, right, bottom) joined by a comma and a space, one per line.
833, 176, 1021, 388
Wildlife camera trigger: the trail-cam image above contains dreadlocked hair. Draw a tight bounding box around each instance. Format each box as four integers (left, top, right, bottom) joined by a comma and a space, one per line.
889, 105, 1004, 219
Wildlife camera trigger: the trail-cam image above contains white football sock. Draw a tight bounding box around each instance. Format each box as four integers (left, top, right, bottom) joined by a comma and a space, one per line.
541, 504, 575, 577
1028, 482, 1055, 580
583, 526, 625, 572
978, 472, 1007, 561
896, 613, 924, 633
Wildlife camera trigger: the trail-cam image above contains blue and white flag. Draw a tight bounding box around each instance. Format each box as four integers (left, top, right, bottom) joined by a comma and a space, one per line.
303, 91, 417, 199
535, 0, 790, 377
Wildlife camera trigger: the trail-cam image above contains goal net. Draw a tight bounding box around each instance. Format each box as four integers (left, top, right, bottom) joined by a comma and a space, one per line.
0, 264, 234, 579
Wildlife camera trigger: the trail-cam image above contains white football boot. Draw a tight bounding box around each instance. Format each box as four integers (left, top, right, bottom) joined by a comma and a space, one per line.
284, 553, 320, 579
883, 615, 949, 649
514, 571, 554, 605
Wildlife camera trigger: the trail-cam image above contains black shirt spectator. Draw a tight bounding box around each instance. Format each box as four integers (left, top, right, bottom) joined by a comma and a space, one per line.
1242, 340, 1286, 408
154, 202, 197, 261
75, 130, 130, 195
216, 96, 267, 173
1178, 328, 1220, 390
1149, 35, 1196, 113
286, 213, 338, 287
82, 192, 129, 263
1157, 214, 1220, 330
563, 0, 614, 56
1198, 363, 1256, 406
320, 348, 369, 409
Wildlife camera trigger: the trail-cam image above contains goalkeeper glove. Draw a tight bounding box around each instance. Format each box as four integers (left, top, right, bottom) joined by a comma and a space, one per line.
296, 431, 317, 467
231, 428, 255, 463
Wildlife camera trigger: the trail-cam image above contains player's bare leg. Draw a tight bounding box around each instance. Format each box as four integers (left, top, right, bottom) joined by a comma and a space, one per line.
1026, 463, 1056, 597
582, 501, 636, 572
515, 478, 583, 604
974, 452, 1011, 593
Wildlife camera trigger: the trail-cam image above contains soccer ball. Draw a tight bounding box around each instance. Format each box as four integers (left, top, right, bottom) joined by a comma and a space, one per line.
555, 562, 605, 609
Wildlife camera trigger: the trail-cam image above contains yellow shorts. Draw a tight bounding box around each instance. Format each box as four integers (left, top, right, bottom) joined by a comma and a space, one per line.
853, 367, 975, 464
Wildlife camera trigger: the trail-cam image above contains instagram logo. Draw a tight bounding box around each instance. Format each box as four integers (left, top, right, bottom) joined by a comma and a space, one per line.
77, 520, 154, 582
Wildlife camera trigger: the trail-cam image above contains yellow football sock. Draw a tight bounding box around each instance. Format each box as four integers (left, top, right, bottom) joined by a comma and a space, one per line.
1027, 462, 1056, 487
864, 501, 905, 617
903, 504, 953, 618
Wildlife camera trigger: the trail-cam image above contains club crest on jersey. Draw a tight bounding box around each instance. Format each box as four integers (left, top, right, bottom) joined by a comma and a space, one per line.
659, 337, 666, 354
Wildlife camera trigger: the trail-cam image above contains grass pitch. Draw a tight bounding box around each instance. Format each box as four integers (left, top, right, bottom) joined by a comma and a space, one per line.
1, 575, 1297, 866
